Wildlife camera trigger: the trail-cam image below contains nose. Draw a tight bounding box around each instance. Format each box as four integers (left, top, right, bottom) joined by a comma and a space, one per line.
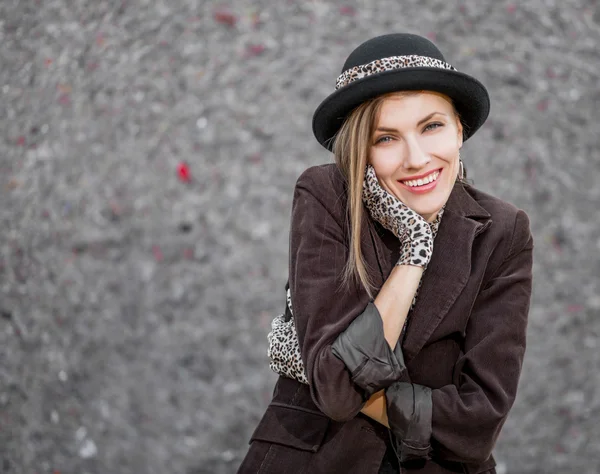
402, 137, 430, 170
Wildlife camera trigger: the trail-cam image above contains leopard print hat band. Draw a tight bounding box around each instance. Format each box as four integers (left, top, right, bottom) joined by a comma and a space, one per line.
335, 55, 457, 90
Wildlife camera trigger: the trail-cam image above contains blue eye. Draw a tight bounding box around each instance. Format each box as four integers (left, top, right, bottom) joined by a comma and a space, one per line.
375, 136, 393, 144
424, 122, 443, 132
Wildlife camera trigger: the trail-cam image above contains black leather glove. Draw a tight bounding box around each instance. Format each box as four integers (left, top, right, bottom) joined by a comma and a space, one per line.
385, 382, 433, 462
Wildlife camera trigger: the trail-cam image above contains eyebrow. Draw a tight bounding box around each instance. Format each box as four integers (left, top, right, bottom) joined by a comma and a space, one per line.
375, 112, 447, 132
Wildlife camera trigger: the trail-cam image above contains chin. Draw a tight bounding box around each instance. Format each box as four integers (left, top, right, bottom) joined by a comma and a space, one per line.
393, 181, 452, 217
398, 194, 445, 222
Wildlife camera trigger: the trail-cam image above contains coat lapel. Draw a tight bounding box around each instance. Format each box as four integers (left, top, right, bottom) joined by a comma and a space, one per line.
366, 183, 492, 363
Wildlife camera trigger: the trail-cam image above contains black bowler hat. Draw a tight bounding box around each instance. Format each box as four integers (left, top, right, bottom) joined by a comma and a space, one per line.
312, 33, 490, 150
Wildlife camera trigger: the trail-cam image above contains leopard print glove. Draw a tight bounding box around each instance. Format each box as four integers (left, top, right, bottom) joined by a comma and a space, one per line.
362, 164, 434, 268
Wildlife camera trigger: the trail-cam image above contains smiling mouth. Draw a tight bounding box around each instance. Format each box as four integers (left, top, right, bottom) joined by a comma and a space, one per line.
400, 169, 441, 188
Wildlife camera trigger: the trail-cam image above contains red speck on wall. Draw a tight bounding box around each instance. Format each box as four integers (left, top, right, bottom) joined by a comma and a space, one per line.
177, 162, 191, 182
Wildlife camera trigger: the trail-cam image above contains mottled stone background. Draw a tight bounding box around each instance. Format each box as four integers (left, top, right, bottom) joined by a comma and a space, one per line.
1, 1, 598, 473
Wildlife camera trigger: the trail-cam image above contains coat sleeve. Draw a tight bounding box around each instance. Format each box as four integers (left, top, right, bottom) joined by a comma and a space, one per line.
288, 168, 405, 421
386, 209, 534, 464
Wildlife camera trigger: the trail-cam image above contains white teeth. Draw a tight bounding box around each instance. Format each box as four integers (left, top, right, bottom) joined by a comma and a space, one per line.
403, 170, 439, 187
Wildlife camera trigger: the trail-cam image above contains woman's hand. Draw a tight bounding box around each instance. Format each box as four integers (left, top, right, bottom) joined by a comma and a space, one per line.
362, 164, 434, 268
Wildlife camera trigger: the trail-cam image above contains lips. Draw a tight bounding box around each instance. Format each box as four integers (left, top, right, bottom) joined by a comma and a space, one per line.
400, 168, 441, 187
397, 169, 442, 194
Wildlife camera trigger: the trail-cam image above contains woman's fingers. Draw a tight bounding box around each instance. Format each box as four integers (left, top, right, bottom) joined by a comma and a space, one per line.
363, 164, 406, 209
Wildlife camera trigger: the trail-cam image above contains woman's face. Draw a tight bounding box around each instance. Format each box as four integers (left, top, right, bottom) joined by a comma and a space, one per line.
368, 91, 463, 223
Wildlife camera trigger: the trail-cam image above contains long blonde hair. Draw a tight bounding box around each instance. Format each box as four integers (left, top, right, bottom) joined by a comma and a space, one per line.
331, 91, 468, 300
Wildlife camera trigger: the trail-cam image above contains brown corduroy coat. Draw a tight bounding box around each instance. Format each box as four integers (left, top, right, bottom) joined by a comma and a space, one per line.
238, 163, 534, 474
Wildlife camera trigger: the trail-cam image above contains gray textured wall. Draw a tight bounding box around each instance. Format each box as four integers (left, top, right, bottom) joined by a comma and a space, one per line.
1, 1, 598, 473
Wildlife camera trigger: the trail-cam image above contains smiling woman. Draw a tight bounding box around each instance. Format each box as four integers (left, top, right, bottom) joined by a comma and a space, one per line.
238, 33, 534, 474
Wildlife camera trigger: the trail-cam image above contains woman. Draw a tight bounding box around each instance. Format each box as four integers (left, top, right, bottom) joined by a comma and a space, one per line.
238, 33, 534, 474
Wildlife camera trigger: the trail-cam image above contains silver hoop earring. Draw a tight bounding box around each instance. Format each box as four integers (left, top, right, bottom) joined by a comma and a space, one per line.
458, 159, 465, 181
